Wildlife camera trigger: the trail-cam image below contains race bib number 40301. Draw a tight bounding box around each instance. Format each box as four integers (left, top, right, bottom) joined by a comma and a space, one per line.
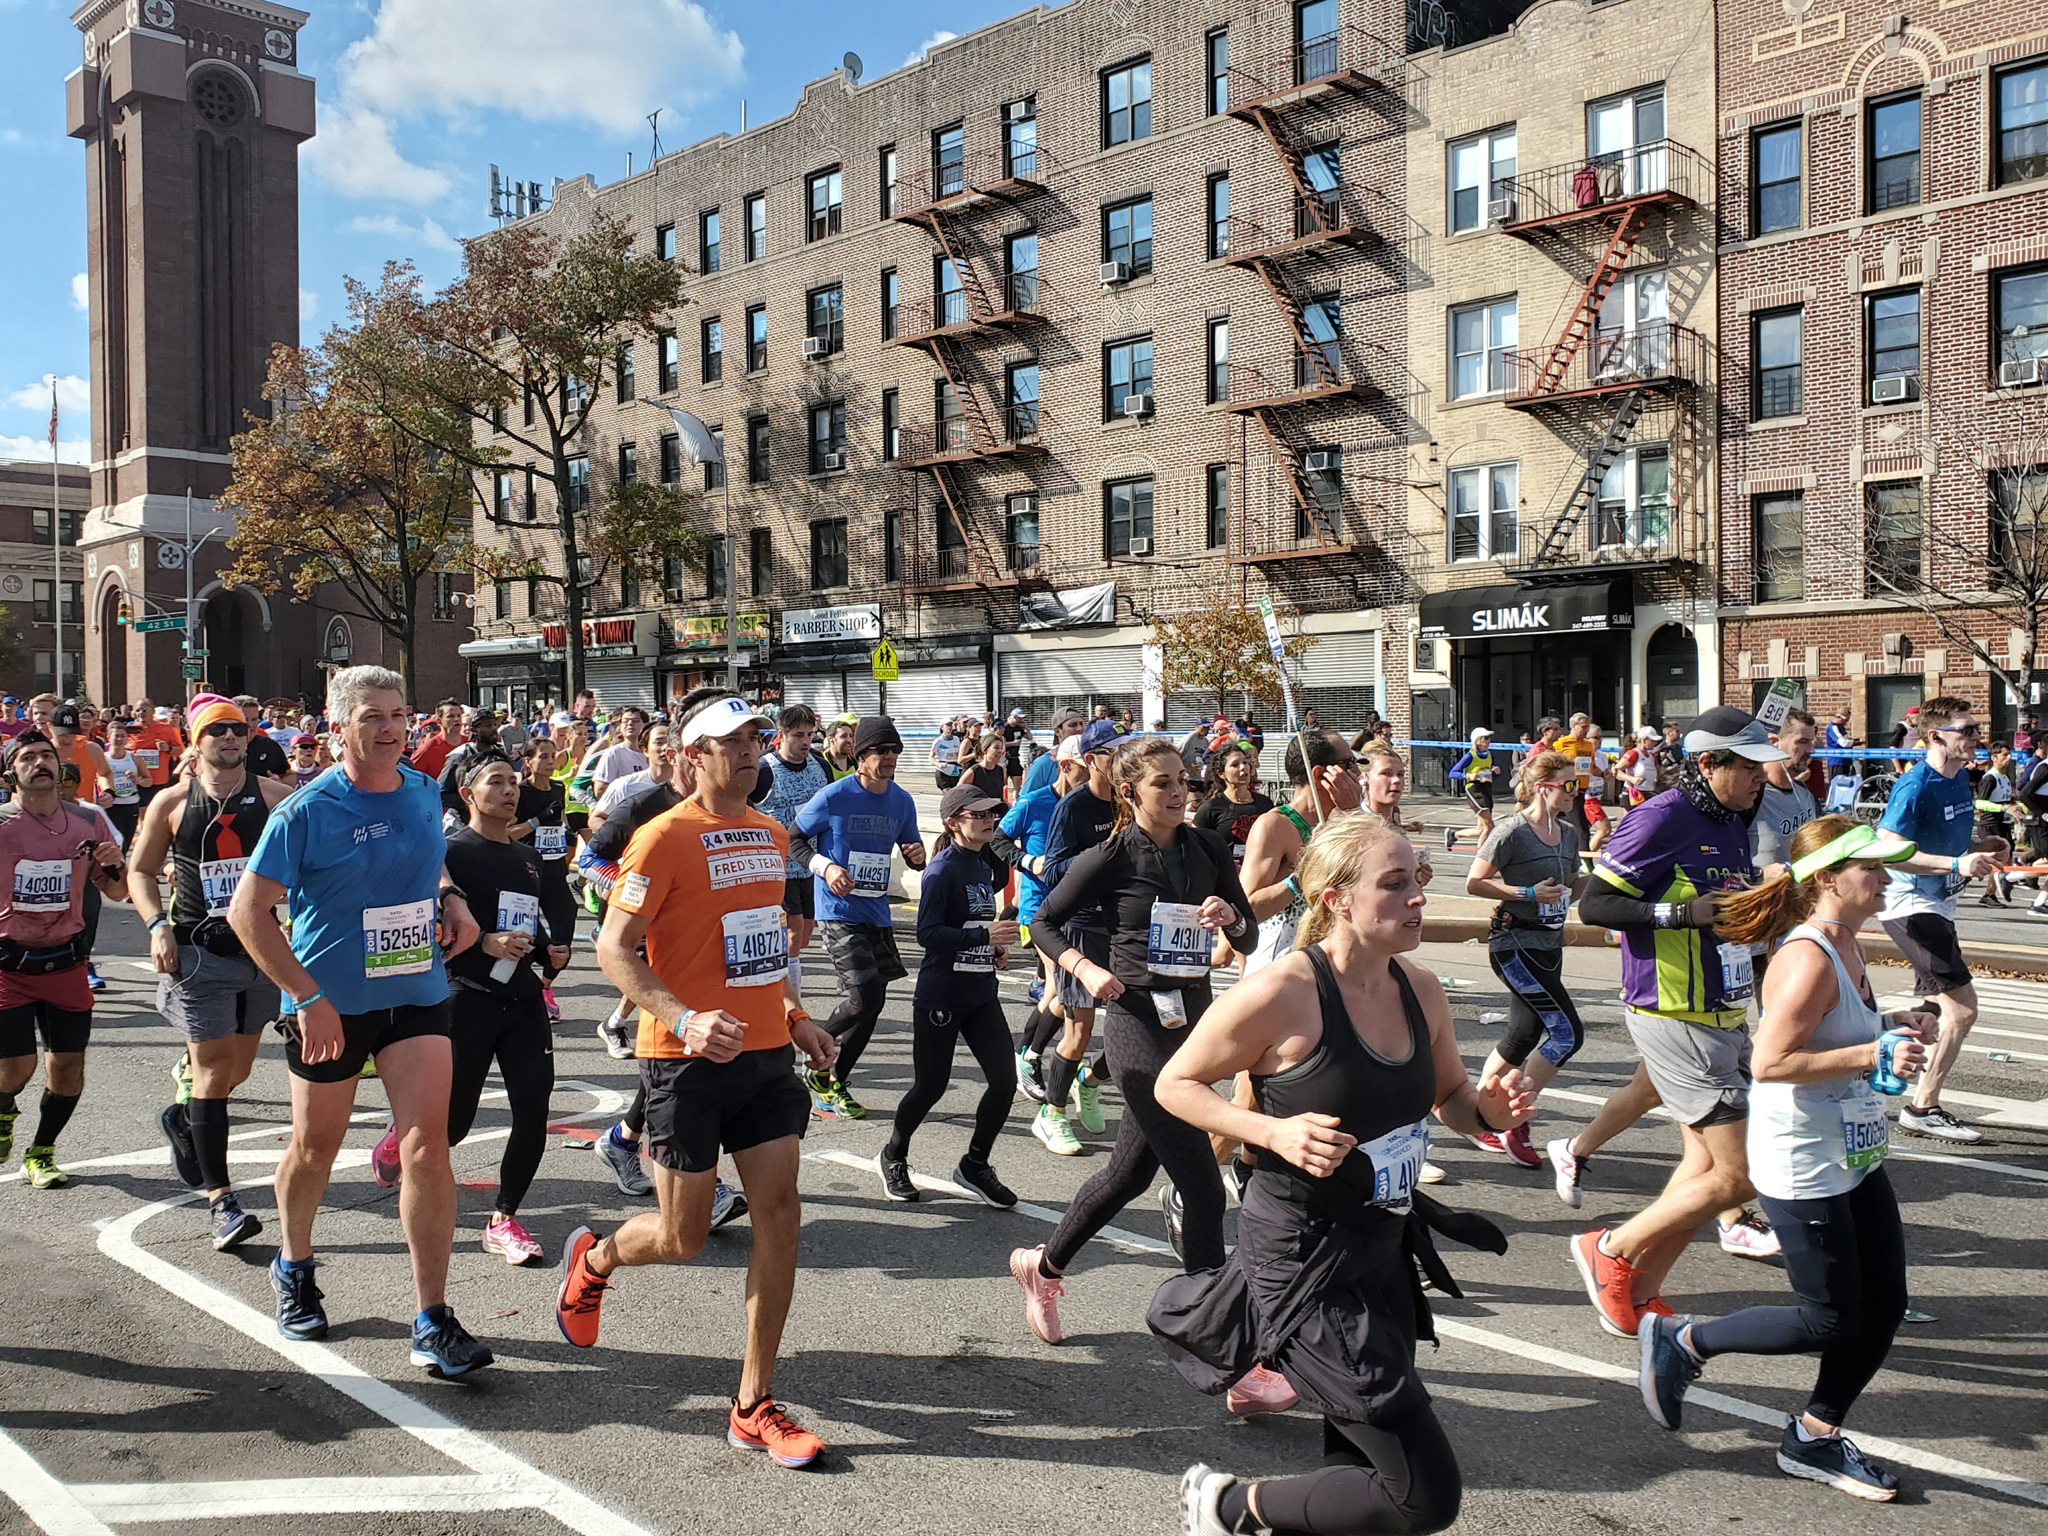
12, 858, 71, 912
362, 899, 436, 977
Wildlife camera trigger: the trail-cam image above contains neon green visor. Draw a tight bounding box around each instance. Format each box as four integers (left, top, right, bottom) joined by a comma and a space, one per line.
1788, 824, 1917, 883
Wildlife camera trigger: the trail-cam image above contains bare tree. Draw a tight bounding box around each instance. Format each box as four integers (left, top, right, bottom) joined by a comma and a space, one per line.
1154, 591, 1316, 721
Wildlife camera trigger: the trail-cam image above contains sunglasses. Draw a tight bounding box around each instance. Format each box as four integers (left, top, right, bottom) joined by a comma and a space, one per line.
202, 722, 251, 738
1935, 724, 1981, 737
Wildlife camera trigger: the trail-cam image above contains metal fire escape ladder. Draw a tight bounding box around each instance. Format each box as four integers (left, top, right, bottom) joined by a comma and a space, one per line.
1248, 406, 1331, 544
1244, 107, 1341, 237
1531, 387, 1645, 567
918, 333, 997, 452
911, 210, 996, 323
1529, 205, 1645, 396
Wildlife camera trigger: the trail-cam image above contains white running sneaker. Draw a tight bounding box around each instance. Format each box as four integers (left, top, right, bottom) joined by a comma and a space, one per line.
1418, 1160, 1447, 1185
597, 1009, 637, 1060
1548, 1137, 1584, 1210
1718, 1209, 1782, 1260
1898, 1103, 1982, 1143
1179, 1464, 1239, 1536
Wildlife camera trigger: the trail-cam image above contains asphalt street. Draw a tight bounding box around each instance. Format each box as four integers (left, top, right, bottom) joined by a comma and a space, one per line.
1, 897, 2043, 1536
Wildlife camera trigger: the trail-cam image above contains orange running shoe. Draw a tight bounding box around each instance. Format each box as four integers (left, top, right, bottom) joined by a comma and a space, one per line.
555, 1225, 610, 1348
1569, 1229, 1644, 1339
727, 1397, 824, 1468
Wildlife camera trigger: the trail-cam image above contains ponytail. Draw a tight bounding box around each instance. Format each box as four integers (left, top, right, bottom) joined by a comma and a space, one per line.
1107, 735, 1184, 837
1710, 813, 1861, 947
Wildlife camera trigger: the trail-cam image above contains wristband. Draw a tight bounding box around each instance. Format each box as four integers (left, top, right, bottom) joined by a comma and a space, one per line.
1949, 856, 1960, 875
808, 854, 833, 878
1283, 875, 1302, 900
439, 884, 468, 904
290, 988, 324, 1012
1653, 902, 1686, 929
1522, 885, 1535, 902
670, 1008, 696, 1052
147, 914, 170, 933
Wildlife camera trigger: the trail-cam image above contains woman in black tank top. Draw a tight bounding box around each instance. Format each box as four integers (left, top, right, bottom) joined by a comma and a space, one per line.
1151, 813, 1534, 1536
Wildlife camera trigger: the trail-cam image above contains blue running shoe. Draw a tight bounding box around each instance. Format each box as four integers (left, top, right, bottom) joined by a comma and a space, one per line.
269, 1257, 328, 1341
1637, 1312, 1701, 1430
595, 1125, 652, 1196
1776, 1423, 1899, 1502
410, 1305, 494, 1378
710, 1177, 749, 1229
1027, 979, 1045, 1005
210, 1197, 261, 1252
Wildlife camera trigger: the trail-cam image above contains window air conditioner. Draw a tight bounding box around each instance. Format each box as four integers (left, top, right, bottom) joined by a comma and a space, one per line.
1100, 260, 1130, 285
1121, 392, 1154, 418
1881, 631, 1909, 658
1015, 494, 1039, 515
1128, 536, 1152, 555
1006, 100, 1032, 120
821, 452, 845, 471
803, 335, 831, 359
1302, 450, 1333, 472
1486, 196, 1516, 225
1999, 357, 2042, 388
1871, 373, 1912, 403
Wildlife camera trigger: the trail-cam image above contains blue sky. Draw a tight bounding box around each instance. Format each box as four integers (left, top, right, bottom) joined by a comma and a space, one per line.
0, 0, 1035, 464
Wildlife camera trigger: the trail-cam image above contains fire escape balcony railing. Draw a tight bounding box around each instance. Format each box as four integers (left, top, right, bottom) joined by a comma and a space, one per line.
1507, 323, 1705, 407
891, 144, 1051, 225
1225, 24, 1404, 117
1494, 139, 1711, 231
892, 269, 1052, 346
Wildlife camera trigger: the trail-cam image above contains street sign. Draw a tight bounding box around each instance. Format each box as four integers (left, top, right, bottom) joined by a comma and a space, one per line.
1755, 676, 1800, 731
1257, 596, 1298, 730
186, 647, 209, 658
870, 639, 899, 682
133, 615, 186, 634
180, 661, 204, 679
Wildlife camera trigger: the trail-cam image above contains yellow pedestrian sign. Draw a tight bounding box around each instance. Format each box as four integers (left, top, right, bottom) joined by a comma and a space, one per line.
870, 639, 899, 682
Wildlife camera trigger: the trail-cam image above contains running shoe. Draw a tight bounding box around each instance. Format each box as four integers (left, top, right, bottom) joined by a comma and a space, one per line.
410, 1305, 495, 1377
1637, 1312, 1701, 1431
555, 1226, 609, 1348
1717, 1210, 1782, 1260
803, 1070, 865, 1121
1161, 1183, 1185, 1262
358, 1057, 378, 1080
20, 1147, 69, 1189
1008, 1245, 1065, 1344
1027, 979, 1045, 1004
171, 1054, 194, 1106
727, 1397, 824, 1469
1221, 1155, 1253, 1204
597, 1009, 636, 1060
2031, 899, 2048, 918
543, 986, 561, 1024
0, 1109, 15, 1166
483, 1213, 545, 1266
1547, 1137, 1584, 1210
953, 1157, 1017, 1209
1443, 826, 1457, 851
710, 1178, 749, 1229
1016, 1050, 1047, 1104
878, 1151, 919, 1202
1031, 1104, 1082, 1157
370, 1124, 402, 1188
1898, 1104, 1982, 1143
1071, 1074, 1106, 1134
595, 1125, 652, 1196
1570, 1230, 1645, 1339
160, 1102, 202, 1189
1225, 1363, 1298, 1416
829, 1079, 868, 1120
269, 1257, 328, 1340
86, 963, 106, 992
1418, 1161, 1447, 1185
210, 1197, 261, 1252
1178, 1464, 1238, 1536
1501, 1123, 1542, 1168
1776, 1423, 1899, 1502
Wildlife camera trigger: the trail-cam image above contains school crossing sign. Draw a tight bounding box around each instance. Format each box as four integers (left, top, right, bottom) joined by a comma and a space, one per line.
870, 639, 899, 682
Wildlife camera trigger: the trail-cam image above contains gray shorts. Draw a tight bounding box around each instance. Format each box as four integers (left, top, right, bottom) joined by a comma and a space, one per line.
158, 946, 273, 1044
1625, 1009, 1751, 1128
1055, 927, 1111, 1013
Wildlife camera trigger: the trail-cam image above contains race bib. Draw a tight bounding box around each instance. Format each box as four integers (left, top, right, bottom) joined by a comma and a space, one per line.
1536, 897, 1568, 928
533, 823, 568, 859
847, 850, 892, 898
136, 748, 160, 770
1151, 988, 1189, 1027
1718, 940, 1755, 1002
1147, 900, 1209, 979
200, 857, 247, 917
721, 905, 788, 986
496, 889, 541, 938
1574, 755, 1592, 780
12, 858, 71, 912
956, 883, 998, 973
362, 899, 436, 978
1359, 1119, 1430, 1210
1838, 1089, 1890, 1171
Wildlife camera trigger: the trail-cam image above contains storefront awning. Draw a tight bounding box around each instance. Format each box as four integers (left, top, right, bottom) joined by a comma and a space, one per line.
1417, 580, 1634, 642
458, 635, 545, 659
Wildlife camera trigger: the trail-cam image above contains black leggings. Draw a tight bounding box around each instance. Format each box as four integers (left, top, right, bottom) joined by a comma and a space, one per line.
447, 990, 555, 1217
1487, 945, 1585, 1069
885, 999, 1016, 1165
824, 977, 890, 1082
1045, 1002, 1225, 1272
1688, 1166, 1908, 1426
1231, 1409, 1462, 1536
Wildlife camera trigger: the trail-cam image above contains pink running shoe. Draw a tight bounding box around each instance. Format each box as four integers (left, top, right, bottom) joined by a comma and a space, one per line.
1225, 1363, 1298, 1416
1009, 1245, 1065, 1344
1500, 1124, 1543, 1168
543, 986, 561, 1024
370, 1125, 402, 1188
483, 1213, 544, 1266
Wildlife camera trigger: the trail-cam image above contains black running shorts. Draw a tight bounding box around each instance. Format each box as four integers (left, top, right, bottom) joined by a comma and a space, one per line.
641, 1044, 808, 1174
822, 921, 906, 986
1878, 913, 1972, 997
0, 1002, 92, 1058
283, 999, 453, 1083
782, 874, 816, 921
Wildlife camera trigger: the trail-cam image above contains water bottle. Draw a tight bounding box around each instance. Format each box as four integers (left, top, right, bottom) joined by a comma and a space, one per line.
1869, 1031, 1912, 1096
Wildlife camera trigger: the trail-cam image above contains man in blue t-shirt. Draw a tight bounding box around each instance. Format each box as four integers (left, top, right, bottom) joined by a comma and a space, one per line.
788, 715, 925, 1118
1019, 708, 1086, 798
1876, 694, 2005, 1143
230, 666, 490, 1377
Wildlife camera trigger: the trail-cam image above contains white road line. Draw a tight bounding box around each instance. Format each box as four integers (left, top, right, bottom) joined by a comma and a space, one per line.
72, 1474, 556, 1523
0, 1427, 119, 1536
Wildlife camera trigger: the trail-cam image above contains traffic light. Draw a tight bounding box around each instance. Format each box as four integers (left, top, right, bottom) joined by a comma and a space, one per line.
115, 596, 132, 627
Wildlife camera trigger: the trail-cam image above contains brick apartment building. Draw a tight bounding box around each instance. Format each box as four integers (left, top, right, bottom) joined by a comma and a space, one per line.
0, 460, 90, 703
1714, 0, 2048, 744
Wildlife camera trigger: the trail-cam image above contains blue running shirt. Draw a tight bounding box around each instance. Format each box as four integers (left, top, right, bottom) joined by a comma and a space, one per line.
793, 775, 921, 927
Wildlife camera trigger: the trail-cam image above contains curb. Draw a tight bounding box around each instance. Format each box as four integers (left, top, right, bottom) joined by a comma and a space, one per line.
1418, 918, 2048, 978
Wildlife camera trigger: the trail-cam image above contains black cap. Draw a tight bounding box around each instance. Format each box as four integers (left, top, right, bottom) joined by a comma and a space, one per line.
852, 715, 903, 758
940, 784, 1005, 820
51, 704, 80, 731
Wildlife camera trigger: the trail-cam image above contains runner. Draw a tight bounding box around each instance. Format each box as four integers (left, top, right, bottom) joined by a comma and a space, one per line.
1238, 730, 1364, 977
1446, 727, 1499, 847
1579, 719, 1615, 853
235, 695, 292, 782
48, 704, 116, 995
1567, 706, 1783, 1339
1619, 727, 1661, 808
1002, 708, 1033, 796
128, 696, 181, 808
1190, 739, 1272, 875
1873, 695, 2003, 1143
1463, 749, 1587, 1169
1020, 708, 1086, 797
1007, 736, 1257, 1341
288, 733, 324, 789
436, 708, 509, 822
557, 690, 836, 1470
789, 716, 927, 1119
102, 716, 143, 843
1636, 817, 1922, 1501
931, 716, 965, 792
0, 731, 130, 1188
1752, 708, 1820, 879
751, 704, 832, 1018
1155, 813, 1527, 1536
129, 697, 291, 1246
1003, 734, 1089, 1104
1974, 742, 2017, 907
228, 665, 492, 1375
877, 783, 1021, 1207
585, 708, 649, 803
408, 701, 461, 780
819, 715, 859, 780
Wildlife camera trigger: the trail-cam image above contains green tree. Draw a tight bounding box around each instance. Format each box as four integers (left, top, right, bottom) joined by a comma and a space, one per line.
1154, 596, 1316, 720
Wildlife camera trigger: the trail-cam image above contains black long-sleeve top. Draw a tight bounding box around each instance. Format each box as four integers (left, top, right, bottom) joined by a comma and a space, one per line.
914, 842, 1008, 1009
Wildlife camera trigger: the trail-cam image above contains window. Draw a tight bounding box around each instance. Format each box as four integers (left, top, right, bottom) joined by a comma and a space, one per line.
1105, 335, 1155, 419
935, 507, 967, 579
807, 166, 843, 241
1594, 444, 1669, 548
706, 534, 727, 600
562, 373, 586, 416
33, 652, 84, 691
1103, 58, 1152, 147
699, 209, 721, 272
1865, 481, 1922, 593
1995, 267, 2048, 372
491, 401, 506, 434
936, 380, 964, 449
747, 416, 770, 484
527, 576, 543, 617
1868, 94, 1921, 212
1588, 87, 1666, 195
494, 581, 512, 619
1752, 121, 1801, 235
884, 510, 902, 582
654, 223, 676, 261
1449, 128, 1516, 232
566, 454, 590, 512
1007, 360, 1039, 438
32, 506, 79, 544
746, 305, 767, 372
1997, 60, 2048, 186
882, 388, 900, 461
745, 192, 766, 260
493, 470, 514, 521
1298, 294, 1340, 386
933, 123, 965, 199
701, 316, 723, 384
936, 255, 966, 327
880, 145, 899, 218
703, 426, 724, 492
1753, 492, 1804, 602
620, 564, 641, 611
807, 285, 843, 355
1105, 476, 1154, 556
1208, 317, 1230, 403
881, 268, 900, 339
1104, 197, 1153, 276
809, 401, 846, 472
1866, 288, 1921, 402
618, 442, 638, 484
658, 330, 678, 393
1006, 97, 1037, 179
1206, 463, 1229, 548
1448, 462, 1518, 561
1007, 494, 1040, 572
1297, 142, 1340, 235
1304, 446, 1342, 530
663, 555, 685, 601
811, 518, 848, 589
750, 528, 773, 596
522, 378, 535, 426
1754, 308, 1802, 418
1992, 465, 2048, 577
1296, 0, 1337, 82
660, 433, 681, 486
1208, 174, 1230, 258
1207, 29, 1229, 116
523, 467, 538, 521
1006, 232, 1039, 312
615, 342, 635, 403
32, 580, 80, 624
434, 572, 458, 619
1450, 298, 1516, 398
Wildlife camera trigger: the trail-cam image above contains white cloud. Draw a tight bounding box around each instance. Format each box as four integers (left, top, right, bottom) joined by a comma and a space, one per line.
0, 435, 90, 466
904, 29, 958, 67
303, 101, 453, 204
70, 273, 88, 311
8, 375, 90, 414
300, 288, 319, 322
348, 213, 458, 253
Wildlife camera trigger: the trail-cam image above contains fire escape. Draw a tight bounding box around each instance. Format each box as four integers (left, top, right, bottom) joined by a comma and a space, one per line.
1496, 139, 1713, 579
891, 132, 1052, 594
1223, 23, 1401, 564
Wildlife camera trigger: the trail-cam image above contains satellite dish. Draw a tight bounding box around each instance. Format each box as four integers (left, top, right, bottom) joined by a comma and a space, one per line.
843, 51, 863, 84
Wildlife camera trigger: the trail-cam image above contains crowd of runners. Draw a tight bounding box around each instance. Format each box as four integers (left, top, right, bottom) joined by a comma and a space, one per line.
0, 667, 2025, 1525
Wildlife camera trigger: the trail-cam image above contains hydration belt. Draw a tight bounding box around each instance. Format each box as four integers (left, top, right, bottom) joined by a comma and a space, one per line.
0, 934, 89, 975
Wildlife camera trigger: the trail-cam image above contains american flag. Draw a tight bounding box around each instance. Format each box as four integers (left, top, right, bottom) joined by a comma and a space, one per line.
48, 380, 57, 447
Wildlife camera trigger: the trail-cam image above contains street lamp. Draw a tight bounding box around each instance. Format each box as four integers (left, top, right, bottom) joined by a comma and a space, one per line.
640, 403, 740, 693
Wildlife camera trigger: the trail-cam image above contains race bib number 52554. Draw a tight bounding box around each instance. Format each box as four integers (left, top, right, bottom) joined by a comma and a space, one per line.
362, 900, 435, 978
